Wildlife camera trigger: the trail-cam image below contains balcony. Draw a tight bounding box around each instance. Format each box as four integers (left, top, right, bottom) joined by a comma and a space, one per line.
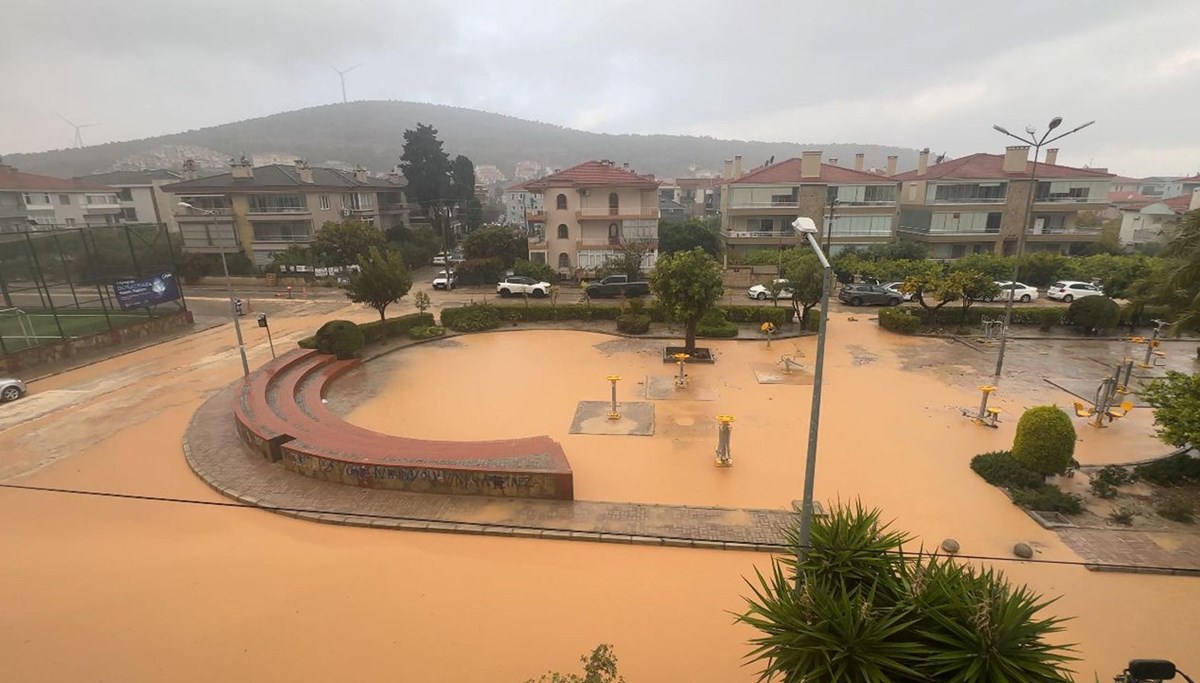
247, 206, 309, 215
526, 210, 546, 223
1029, 225, 1103, 237
897, 225, 1001, 236
379, 202, 407, 213
175, 206, 234, 219
930, 197, 1006, 205
727, 201, 800, 210
720, 230, 802, 245
575, 208, 658, 221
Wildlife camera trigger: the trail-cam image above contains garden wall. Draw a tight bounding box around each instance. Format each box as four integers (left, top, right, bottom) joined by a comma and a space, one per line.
2, 310, 194, 373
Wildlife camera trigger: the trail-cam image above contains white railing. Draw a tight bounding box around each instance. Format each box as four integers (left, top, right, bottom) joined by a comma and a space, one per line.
930, 197, 1006, 204
247, 206, 309, 214
728, 201, 799, 209
1035, 195, 1098, 204
175, 207, 234, 217
720, 230, 801, 239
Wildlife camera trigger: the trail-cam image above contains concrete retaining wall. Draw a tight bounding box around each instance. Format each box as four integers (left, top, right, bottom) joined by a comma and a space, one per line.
2, 310, 194, 373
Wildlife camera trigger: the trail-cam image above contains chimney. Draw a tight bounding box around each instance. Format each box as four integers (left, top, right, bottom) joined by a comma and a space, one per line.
723, 159, 733, 179
181, 158, 198, 180
354, 164, 369, 183
231, 154, 253, 179
1003, 146, 1029, 174
828, 158, 838, 167
733, 155, 743, 178
854, 153, 865, 171
801, 151, 822, 179
1044, 148, 1059, 165
388, 164, 405, 185
293, 159, 313, 184
1191, 188, 1200, 211
917, 148, 929, 177
886, 155, 898, 176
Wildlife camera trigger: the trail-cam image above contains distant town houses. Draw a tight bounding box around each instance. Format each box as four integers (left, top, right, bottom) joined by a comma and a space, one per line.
0, 159, 126, 233
502, 180, 544, 233
1118, 191, 1200, 248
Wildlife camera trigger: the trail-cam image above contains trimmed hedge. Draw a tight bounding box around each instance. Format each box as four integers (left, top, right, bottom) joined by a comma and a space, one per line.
1012, 406, 1077, 477
878, 308, 922, 334
970, 450, 1046, 489
616, 314, 651, 335
1065, 296, 1120, 335
408, 325, 445, 340
440, 304, 502, 332
313, 320, 364, 360
299, 312, 433, 348
437, 303, 796, 328
1011, 484, 1084, 515
697, 309, 738, 338
1134, 453, 1200, 487
722, 305, 791, 327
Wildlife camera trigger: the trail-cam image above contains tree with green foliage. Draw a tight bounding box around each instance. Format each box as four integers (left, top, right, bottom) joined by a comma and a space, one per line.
1019, 251, 1067, 287
862, 239, 929, 261
313, 320, 365, 359
950, 252, 1011, 280
948, 269, 1001, 316
449, 154, 475, 203
462, 225, 525, 266
1066, 295, 1120, 335
1145, 209, 1200, 334
658, 218, 720, 256
265, 245, 314, 274
413, 290, 431, 314
739, 501, 1075, 682
901, 265, 958, 317
312, 219, 386, 267
777, 249, 824, 327
400, 123, 453, 247
512, 258, 557, 284
1140, 371, 1200, 447
344, 246, 413, 331
387, 225, 443, 268
524, 644, 623, 683
1012, 406, 1076, 477
649, 247, 724, 353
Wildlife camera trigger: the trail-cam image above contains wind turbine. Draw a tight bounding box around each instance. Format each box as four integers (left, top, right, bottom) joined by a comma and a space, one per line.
59, 115, 97, 148
332, 63, 362, 104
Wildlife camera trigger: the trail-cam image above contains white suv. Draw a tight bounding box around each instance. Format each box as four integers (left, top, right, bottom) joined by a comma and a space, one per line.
496, 276, 550, 298
1047, 280, 1103, 302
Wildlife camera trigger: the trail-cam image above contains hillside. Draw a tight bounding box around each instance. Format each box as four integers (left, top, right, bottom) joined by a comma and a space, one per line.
4, 100, 920, 181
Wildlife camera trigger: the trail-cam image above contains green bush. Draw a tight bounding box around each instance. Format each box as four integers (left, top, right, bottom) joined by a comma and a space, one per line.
454, 257, 506, 285
1119, 304, 1172, 327
1012, 406, 1076, 477
408, 325, 445, 340
440, 304, 502, 332
970, 450, 1045, 489
616, 313, 651, 335
1037, 308, 1060, 332
1109, 506, 1135, 525
511, 258, 557, 285
722, 305, 790, 327
1065, 296, 1120, 335
358, 312, 434, 343
804, 311, 821, 332
697, 308, 738, 338
1134, 453, 1200, 487
313, 320, 364, 360
1156, 497, 1195, 523
878, 308, 921, 334
1089, 479, 1117, 499
1011, 484, 1084, 515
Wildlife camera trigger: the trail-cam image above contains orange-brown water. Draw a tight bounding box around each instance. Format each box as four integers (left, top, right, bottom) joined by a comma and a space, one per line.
2, 305, 1197, 681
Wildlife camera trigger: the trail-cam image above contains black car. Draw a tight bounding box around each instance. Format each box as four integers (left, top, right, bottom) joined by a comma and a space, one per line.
838, 284, 902, 307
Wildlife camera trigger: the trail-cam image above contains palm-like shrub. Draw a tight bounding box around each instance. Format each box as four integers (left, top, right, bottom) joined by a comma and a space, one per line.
738, 501, 1074, 682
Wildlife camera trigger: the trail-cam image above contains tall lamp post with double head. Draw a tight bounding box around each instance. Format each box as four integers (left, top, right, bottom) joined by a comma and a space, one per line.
989, 117, 1094, 382
177, 201, 250, 377
791, 216, 832, 573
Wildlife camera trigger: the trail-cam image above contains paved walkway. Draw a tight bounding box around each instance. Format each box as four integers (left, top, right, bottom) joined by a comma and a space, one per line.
1058, 527, 1200, 576
184, 384, 795, 552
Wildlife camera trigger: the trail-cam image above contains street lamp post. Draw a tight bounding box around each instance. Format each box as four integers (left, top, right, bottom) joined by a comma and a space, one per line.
792, 216, 832, 572
989, 117, 1094, 382
177, 201, 250, 377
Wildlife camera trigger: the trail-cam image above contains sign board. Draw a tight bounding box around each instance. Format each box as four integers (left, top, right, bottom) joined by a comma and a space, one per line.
315, 267, 330, 277
113, 272, 181, 310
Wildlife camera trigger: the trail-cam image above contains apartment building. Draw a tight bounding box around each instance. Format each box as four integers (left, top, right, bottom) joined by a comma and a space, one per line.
162, 158, 408, 266
674, 176, 721, 218
893, 147, 1113, 259
1118, 190, 1200, 248
523, 160, 660, 276
0, 160, 122, 232
76, 169, 184, 233
502, 181, 544, 233
719, 151, 900, 263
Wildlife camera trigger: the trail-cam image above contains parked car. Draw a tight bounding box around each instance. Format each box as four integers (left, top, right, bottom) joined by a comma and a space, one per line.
880, 282, 914, 301
747, 279, 794, 300
432, 269, 457, 290
1, 377, 27, 402
838, 283, 902, 307
1047, 280, 1104, 302
991, 281, 1038, 303
496, 276, 551, 298
584, 274, 651, 298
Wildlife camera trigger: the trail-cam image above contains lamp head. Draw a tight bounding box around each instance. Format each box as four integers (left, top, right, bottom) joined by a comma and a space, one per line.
992, 125, 1010, 135
1024, 124, 1037, 135
177, 201, 195, 209
792, 217, 818, 234
1048, 116, 1063, 130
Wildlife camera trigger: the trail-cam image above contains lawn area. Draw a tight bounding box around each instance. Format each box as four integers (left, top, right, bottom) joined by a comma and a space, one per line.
0, 309, 152, 352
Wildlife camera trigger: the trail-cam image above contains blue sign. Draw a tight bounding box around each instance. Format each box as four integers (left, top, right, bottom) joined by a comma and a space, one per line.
114, 272, 181, 310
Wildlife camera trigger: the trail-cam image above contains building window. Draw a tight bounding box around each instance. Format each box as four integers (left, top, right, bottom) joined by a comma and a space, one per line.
556, 194, 567, 210
558, 252, 571, 269
120, 208, 138, 222
608, 192, 619, 215
22, 193, 51, 206
986, 212, 1002, 231
319, 194, 330, 210
117, 188, 134, 201
746, 218, 775, 233
609, 222, 619, 245
557, 224, 569, 239
58, 194, 71, 205
251, 220, 313, 242
247, 193, 306, 213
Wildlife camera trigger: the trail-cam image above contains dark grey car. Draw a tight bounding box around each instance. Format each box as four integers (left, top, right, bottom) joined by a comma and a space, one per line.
838, 284, 902, 307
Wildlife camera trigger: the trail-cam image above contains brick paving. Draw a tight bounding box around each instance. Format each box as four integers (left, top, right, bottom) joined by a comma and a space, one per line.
1057, 527, 1200, 576
184, 384, 794, 551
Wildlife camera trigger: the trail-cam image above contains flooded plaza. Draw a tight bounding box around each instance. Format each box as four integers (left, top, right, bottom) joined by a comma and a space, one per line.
2, 300, 1198, 681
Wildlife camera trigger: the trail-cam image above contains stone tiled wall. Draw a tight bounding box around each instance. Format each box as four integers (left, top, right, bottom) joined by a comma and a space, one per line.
2, 310, 194, 373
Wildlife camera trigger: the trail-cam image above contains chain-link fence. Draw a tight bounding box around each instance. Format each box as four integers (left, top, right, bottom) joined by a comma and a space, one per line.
0, 223, 186, 355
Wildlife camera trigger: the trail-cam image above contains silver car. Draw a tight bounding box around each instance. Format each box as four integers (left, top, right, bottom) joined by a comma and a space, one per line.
1, 377, 27, 402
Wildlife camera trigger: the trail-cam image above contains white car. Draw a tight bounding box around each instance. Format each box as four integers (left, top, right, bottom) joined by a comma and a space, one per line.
880, 282, 914, 301
496, 276, 551, 298
992, 281, 1038, 303
747, 279, 793, 300
1047, 280, 1104, 302
1, 377, 27, 402
432, 270, 457, 290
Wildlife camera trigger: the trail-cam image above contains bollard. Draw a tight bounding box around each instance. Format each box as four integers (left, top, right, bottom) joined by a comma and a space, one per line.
606, 375, 621, 420
715, 415, 734, 467
672, 353, 690, 388
287, 285, 294, 300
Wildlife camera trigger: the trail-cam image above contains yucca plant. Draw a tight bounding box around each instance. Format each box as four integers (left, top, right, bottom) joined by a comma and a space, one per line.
738, 501, 1075, 682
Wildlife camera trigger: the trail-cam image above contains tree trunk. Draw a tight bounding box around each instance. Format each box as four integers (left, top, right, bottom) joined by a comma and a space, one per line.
379, 307, 388, 338
685, 319, 698, 353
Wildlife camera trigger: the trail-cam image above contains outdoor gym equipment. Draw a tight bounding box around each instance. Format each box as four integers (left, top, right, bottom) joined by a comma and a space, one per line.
1073, 376, 1135, 428
962, 385, 1001, 428
1132, 319, 1169, 368
605, 375, 621, 420
760, 321, 776, 348
672, 353, 690, 388
715, 415, 734, 467
1113, 358, 1134, 394
777, 354, 804, 374
980, 318, 1005, 343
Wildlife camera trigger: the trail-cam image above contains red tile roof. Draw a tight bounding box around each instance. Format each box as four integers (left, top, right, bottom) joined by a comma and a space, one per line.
0, 164, 113, 192
1180, 173, 1200, 183
524, 161, 659, 189
722, 158, 894, 185
893, 153, 1113, 181
1108, 191, 1152, 204
1125, 194, 1197, 213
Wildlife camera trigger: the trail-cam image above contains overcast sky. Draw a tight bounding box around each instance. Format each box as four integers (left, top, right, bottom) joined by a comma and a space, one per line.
3, 0, 1198, 177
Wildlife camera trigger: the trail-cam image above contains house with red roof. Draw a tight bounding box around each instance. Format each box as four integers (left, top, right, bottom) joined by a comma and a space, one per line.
0, 160, 122, 232
522, 160, 660, 276
719, 151, 899, 262
892, 147, 1113, 258
1118, 191, 1199, 248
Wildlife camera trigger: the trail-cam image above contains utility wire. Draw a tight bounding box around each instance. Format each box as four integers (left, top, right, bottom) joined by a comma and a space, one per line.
2, 482, 1196, 575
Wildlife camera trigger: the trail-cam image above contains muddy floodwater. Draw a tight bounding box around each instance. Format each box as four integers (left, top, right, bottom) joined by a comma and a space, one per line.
2, 303, 1198, 681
